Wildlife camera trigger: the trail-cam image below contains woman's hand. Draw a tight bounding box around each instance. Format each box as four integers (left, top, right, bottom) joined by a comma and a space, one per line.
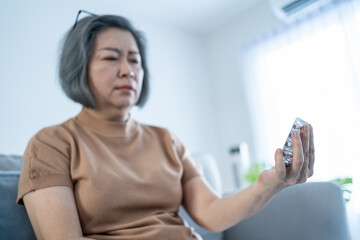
257, 125, 315, 194
182, 125, 315, 232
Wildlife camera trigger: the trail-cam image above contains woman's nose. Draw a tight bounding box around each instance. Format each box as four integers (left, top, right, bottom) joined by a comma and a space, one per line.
118, 60, 134, 78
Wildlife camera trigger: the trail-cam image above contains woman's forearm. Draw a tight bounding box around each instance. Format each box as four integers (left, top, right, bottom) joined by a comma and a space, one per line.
200, 180, 279, 232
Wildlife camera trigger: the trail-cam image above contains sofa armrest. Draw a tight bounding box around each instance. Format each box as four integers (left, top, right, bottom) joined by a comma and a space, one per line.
223, 182, 351, 240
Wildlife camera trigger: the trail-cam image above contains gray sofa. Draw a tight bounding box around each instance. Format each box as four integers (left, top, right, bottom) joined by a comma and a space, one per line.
0, 154, 352, 240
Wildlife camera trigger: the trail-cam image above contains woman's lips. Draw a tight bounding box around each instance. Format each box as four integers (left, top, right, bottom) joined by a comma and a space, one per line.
114, 86, 134, 93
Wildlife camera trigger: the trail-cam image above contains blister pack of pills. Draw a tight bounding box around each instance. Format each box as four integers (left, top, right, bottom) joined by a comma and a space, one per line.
282, 117, 309, 166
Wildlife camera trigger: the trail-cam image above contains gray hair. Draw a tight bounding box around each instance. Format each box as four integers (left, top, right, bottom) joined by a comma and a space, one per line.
59, 14, 149, 108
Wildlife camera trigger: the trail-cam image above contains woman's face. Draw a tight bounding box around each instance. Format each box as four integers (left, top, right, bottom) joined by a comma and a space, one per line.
88, 27, 144, 112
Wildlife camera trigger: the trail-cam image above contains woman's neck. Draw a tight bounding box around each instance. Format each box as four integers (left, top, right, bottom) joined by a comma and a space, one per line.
83, 107, 130, 122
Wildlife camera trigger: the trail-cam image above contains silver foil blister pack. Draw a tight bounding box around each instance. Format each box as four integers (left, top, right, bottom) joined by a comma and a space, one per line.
283, 117, 309, 166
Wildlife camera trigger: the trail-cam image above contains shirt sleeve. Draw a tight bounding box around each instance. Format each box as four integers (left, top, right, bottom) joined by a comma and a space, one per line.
16, 126, 74, 205
170, 132, 203, 185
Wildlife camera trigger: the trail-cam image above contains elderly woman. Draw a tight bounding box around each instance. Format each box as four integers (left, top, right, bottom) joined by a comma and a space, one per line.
16, 11, 314, 240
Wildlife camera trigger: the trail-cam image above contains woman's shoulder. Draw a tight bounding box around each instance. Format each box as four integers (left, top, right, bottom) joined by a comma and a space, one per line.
137, 122, 183, 146
36, 117, 74, 135
139, 122, 168, 133
137, 122, 175, 139
29, 118, 77, 148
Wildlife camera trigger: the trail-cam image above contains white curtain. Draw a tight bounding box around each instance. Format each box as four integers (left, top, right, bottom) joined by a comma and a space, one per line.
242, 0, 360, 238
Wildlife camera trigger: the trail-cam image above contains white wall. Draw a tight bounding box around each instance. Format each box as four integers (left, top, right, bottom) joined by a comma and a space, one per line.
205, 1, 280, 190
0, 0, 217, 159
0, 0, 284, 191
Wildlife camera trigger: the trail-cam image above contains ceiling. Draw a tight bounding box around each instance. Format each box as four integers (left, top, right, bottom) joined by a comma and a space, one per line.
102, 0, 265, 33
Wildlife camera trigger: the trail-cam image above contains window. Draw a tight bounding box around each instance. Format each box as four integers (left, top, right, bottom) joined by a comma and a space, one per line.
243, 0, 360, 238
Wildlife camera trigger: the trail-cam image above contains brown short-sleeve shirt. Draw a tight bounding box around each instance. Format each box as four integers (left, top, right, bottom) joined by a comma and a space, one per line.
17, 109, 202, 240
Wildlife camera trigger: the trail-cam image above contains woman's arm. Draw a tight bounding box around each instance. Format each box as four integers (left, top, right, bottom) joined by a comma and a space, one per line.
183, 125, 314, 232
23, 186, 90, 240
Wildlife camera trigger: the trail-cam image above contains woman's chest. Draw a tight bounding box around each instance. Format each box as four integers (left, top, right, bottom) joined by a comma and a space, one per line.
70, 134, 184, 225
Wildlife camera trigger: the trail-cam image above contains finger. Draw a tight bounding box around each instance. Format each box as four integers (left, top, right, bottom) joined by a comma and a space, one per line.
288, 130, 304, 181
308, 124, 315, 177
297, 154, 308, 183
274, 148, 286, 179
301, 125, 310, 160
298, 125, 310, 182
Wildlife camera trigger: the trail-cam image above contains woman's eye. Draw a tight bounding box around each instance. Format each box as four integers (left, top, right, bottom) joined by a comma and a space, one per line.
104, 57, 117, 61
129, 59, 140, 64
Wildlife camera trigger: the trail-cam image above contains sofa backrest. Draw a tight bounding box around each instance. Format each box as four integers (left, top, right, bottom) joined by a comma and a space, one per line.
0, 154, 36, 240
0, 154, 23, 171
224, 181, 352, 240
